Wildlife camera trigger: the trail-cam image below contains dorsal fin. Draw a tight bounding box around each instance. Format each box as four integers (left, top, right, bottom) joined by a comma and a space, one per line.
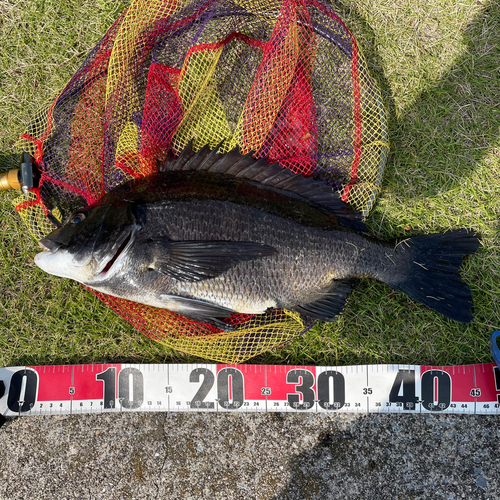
160, 142, 364, 224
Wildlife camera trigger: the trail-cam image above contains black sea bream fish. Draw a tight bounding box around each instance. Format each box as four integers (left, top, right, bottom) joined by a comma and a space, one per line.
34, 144, 480, 328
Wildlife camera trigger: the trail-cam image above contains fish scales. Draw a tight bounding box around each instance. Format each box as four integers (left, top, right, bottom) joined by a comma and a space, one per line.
123, 199, 380, 313
87, 197, 405, 320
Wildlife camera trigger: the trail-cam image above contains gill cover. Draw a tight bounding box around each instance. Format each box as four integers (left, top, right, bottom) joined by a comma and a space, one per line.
35, 204, 136, 281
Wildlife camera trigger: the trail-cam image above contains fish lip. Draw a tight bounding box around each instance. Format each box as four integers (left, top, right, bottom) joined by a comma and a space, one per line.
38, 238, 61, 254
91, 225, 138, 282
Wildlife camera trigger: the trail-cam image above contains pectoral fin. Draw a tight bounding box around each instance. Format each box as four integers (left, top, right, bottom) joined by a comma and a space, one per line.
159, 294, 237, 331
148, 240, 277, 282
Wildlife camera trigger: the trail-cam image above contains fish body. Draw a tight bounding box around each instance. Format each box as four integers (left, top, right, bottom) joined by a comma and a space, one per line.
34, 144, 479, 327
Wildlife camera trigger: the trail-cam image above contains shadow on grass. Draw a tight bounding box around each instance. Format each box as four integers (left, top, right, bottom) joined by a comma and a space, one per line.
388, 1, 499, 200
331, 0, 499, 212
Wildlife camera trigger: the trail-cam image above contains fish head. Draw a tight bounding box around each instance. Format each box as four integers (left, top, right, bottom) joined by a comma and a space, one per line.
34, 203, 137, 284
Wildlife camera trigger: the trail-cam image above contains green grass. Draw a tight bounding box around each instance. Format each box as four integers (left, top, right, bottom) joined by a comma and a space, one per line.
0, 0, 499, 368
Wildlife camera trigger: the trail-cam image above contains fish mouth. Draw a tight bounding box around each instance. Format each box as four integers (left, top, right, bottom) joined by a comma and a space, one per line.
92, 228, 136, 281
38, 238, 61, 254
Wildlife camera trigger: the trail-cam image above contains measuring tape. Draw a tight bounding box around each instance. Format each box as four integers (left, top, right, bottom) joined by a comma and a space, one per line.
2, 361, 500, 417
3, 332, 499, 418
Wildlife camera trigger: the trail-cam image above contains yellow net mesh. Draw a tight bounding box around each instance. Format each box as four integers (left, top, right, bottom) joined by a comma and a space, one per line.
14, 0, 388, 363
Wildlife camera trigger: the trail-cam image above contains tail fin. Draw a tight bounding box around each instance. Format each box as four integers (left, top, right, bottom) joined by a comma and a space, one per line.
387, 230, 480, 323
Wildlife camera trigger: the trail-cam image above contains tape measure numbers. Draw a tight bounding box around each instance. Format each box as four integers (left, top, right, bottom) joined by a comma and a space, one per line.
2, 362, 500, 417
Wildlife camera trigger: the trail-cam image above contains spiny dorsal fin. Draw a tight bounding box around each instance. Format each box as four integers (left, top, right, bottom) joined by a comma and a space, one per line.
160, 142, 364, 224
167, 141, 196, 170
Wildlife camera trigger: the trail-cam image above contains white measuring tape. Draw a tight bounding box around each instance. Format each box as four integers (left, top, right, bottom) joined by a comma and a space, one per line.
2, 361, 500, 417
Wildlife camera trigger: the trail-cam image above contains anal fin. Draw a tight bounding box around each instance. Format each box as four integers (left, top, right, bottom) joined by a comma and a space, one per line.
292, 280, 353, 322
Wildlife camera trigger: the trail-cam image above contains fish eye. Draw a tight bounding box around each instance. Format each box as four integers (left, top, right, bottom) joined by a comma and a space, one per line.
69, 211, 87, 224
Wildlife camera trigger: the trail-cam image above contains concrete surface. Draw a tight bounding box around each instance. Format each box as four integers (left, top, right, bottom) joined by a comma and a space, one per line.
0, 412, 498, 499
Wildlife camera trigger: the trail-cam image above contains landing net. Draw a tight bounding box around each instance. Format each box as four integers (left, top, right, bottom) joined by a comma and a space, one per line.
13, 0, 388, 363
